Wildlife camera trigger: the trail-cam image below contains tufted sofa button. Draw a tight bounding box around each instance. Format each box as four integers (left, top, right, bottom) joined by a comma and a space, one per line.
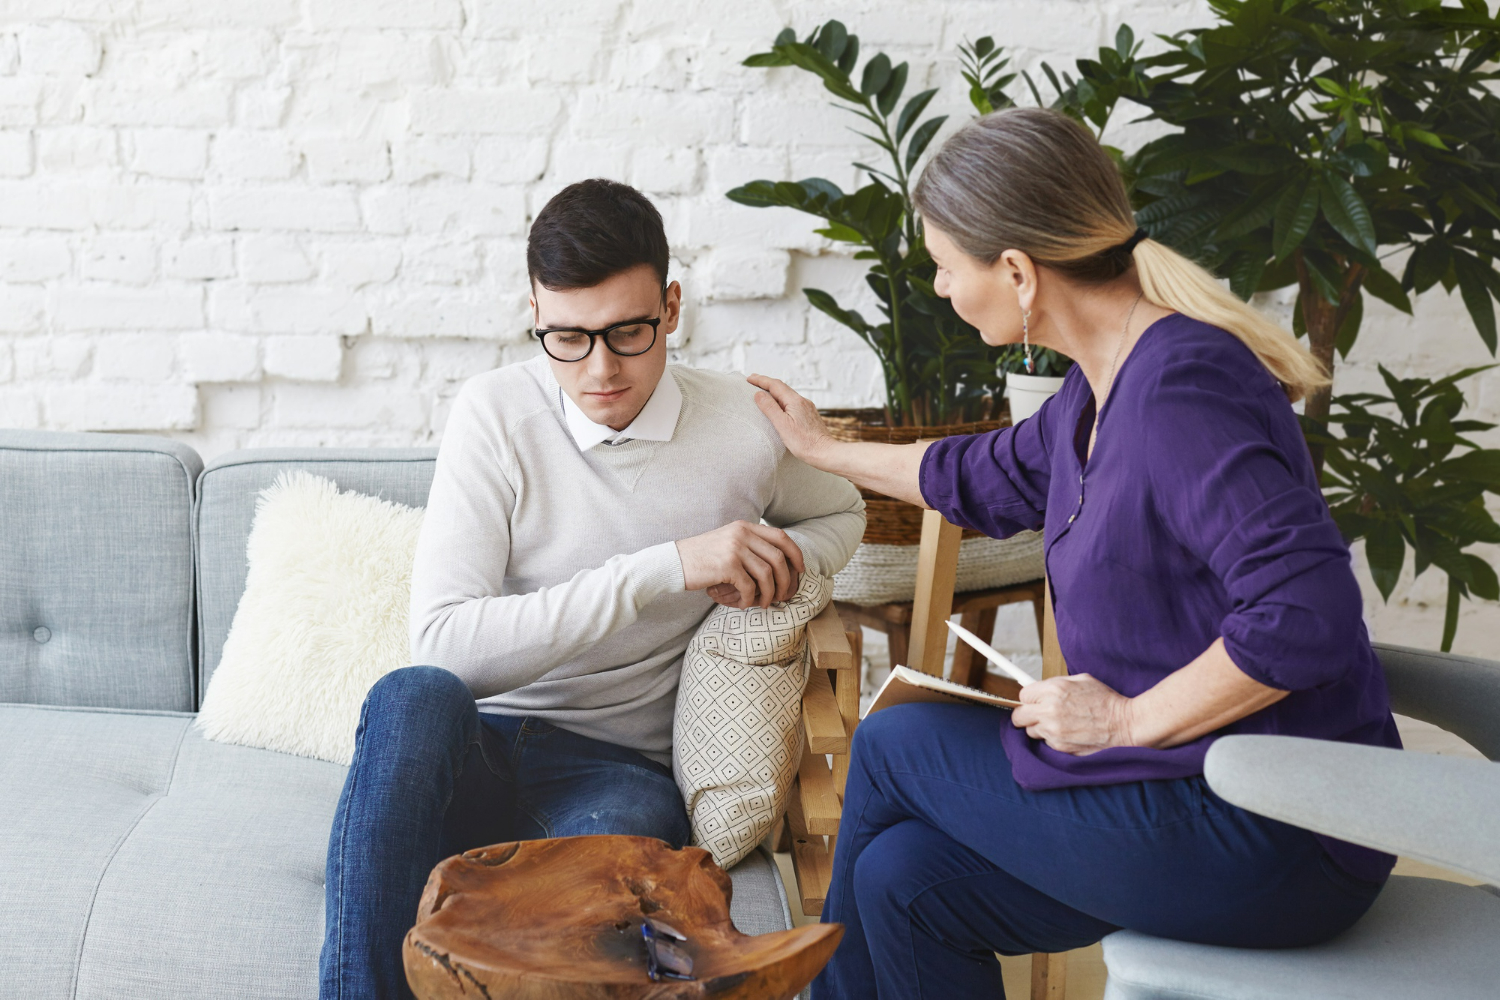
33, 626, 50, 644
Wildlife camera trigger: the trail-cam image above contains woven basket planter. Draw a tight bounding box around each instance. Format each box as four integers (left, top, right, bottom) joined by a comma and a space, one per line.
820, 408, 1046, 605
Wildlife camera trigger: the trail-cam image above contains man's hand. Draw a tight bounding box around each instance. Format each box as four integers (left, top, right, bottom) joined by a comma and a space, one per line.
1009, 674, 1136, 756
676, 521, 806, 609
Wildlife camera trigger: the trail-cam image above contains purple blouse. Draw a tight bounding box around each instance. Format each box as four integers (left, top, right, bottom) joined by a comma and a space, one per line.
920, 314, 1401, 881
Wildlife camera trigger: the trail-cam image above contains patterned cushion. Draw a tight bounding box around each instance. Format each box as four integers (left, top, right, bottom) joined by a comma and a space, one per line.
673, 573, 831, 868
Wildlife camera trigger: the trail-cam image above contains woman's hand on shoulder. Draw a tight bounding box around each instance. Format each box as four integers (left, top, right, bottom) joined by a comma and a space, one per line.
748, 374, 834, 466
1010, 674, 1137, 756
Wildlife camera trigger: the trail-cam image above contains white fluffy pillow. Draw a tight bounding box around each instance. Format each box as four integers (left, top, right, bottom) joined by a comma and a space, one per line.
196, 471, 424, 765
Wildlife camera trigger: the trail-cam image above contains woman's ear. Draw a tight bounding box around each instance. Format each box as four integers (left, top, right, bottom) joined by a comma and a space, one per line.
997, 249, 1038, 315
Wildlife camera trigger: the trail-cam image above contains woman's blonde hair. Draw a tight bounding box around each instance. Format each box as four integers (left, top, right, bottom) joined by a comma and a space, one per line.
911, 107, 1327, 402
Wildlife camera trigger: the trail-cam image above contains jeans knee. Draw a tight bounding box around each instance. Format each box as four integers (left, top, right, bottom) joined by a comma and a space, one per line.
360, 666, 476, 744
367, 665, 469, 709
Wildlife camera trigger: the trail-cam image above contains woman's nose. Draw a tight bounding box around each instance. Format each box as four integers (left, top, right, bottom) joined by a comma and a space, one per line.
934, 272, 951, 298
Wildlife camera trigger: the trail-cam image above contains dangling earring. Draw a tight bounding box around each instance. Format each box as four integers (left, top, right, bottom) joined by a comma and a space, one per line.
1022, 310, 1034, 374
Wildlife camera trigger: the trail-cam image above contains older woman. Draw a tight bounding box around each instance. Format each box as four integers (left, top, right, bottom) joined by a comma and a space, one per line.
750, 107, 1400, 998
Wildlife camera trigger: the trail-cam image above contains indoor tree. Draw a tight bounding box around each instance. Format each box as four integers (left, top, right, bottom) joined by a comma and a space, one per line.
1040, 0, 1500, 649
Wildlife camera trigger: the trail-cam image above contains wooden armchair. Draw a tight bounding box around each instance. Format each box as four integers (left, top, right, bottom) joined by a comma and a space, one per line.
777, 508, 1068, 999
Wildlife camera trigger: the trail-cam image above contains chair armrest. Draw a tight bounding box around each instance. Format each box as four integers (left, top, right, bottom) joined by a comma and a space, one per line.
807, 603, 853, 672
1205, 734, 1500, 885
1374, 642, 1500, 761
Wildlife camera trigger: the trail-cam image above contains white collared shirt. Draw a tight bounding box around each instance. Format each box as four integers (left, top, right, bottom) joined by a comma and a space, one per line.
560, 367, 683, 451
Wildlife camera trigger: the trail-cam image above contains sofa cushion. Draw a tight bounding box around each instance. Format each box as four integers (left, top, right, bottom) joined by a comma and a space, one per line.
0, 430, 201, 711
195, 449, 436, 702
1, 703, 796, 1000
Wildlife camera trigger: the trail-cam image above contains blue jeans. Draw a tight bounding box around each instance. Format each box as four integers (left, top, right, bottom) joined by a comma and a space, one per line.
319, 666, 690, 1000
815, 702, 1385, 999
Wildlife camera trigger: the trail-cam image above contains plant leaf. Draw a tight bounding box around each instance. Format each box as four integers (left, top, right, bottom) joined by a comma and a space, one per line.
815, 21, 848, 62
1466, 553, 1499, 601
1320, 173, 1378, 258
895, 88, 938, 143
1453, 252, 1499, 355
877, 61, 909, 116
1273, 180, 1319, 262
1363, 263, 1412, 314
905, 116, 947, 173
1336, 288, 1364, 359
1366, 521, 1405, 600
860, 52, 891, 97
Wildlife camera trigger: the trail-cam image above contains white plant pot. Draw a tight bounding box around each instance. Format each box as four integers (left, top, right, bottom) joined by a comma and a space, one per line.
1005, 372, 1067, 423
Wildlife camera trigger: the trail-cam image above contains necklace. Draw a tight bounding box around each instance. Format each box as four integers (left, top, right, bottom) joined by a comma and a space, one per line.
1088, 292, 1143, 457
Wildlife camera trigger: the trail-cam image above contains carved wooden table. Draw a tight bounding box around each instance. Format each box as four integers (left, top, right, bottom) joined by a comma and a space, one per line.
404, 835, 842, 1000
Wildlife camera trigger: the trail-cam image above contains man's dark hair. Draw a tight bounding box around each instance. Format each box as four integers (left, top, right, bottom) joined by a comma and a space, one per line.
527, 178, 670, 291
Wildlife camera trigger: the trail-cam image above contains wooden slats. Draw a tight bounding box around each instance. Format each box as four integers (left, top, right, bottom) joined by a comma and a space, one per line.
797, 753, 840, 835
801, 667, 846, 754
831, 629, 861, 795
807, 603, 853, 672
787, 782, 833, 916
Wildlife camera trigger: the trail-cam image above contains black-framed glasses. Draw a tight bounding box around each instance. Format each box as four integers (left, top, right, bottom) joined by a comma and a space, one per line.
640, 918, 694, 982
533, 317, 660, 362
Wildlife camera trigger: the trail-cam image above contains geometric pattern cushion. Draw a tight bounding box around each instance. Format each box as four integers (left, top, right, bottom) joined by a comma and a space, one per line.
674, 572, 830, 869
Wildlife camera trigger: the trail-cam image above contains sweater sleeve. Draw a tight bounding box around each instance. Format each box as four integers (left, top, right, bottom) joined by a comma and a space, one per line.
408, 386, 685, 699
1142, 355, 1363, 691
764, 445, 867, 579
917, 390, 1058, 537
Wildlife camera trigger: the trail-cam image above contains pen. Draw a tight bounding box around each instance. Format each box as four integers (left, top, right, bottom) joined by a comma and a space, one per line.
945, 619, 1040, 687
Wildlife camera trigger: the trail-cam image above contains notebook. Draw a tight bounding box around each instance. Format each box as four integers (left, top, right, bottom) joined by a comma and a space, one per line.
864, 664, 1021, 718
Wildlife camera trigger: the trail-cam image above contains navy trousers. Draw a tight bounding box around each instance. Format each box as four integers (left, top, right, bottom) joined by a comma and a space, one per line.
320, 666, 690, 1000
814, 702, 1385, 999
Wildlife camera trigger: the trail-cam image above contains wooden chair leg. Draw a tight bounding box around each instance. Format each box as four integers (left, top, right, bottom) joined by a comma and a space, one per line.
1030, 951, 1067, 999
887, 622, 910, 672
908, 508, 963, 676
1031, 580, 1046, 645
950, 606, 998, 688
1027, 575, 1071, 999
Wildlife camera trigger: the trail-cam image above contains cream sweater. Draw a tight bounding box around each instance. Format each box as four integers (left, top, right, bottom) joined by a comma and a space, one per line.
409, 356, 866, 762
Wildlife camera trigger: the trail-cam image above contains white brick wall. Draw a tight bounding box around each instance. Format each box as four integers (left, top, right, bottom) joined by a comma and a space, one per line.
0, 0, 1494, 652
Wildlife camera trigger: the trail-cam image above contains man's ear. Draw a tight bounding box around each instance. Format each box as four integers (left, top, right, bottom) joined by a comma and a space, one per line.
662, 280, 683, 336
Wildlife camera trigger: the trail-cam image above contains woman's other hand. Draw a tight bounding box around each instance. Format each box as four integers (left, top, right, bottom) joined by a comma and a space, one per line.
1010, 674, 1136, 755
748, 374, 834, 467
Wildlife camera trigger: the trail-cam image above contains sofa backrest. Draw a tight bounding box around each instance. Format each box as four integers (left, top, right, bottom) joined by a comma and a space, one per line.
195, 448, 436, 702
0, 429, 202, 711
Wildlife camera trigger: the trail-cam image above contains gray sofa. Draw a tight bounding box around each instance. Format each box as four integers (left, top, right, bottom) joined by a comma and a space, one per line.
0, 428, 797, 1000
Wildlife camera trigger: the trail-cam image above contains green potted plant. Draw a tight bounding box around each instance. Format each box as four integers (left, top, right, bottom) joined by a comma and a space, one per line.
728, 22, 1058, 604
1036, 0, 1500, 649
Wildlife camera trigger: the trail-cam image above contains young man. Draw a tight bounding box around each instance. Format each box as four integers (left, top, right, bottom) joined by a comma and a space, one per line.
319, 178, 866, 999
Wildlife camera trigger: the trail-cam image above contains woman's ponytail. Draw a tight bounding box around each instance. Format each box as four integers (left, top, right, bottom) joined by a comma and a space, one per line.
912, 108, 1327, 402
1130, 239, 1327, 401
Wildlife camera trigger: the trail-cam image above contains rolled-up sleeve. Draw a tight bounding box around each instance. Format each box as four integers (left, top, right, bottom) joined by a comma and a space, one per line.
918, 390, 1057, 538
1143, 358, 1362, 691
